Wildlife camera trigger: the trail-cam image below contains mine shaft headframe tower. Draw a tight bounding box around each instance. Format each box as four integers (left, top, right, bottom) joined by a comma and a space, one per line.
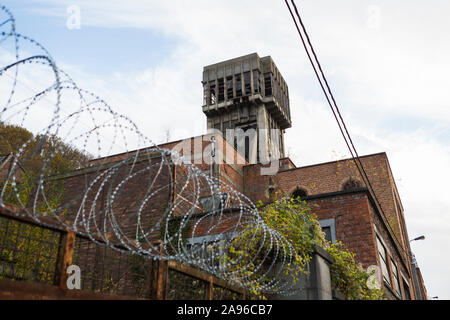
202, 53, 292, 163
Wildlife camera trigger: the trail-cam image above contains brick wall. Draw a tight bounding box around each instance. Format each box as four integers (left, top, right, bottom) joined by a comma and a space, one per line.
243, 153, 409, 252
305, 191, 378, 269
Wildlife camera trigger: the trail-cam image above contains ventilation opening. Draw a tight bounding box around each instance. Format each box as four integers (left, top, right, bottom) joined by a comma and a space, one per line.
292, 188, 307, 201
342, 179, 362, 191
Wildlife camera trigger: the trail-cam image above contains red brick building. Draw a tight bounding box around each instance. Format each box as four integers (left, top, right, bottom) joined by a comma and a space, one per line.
243, 152, 419, 300
55, 53, 426, 300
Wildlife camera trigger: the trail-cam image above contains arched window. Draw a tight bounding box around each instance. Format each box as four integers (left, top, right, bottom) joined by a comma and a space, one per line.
292, 188, 307, 201
342, 179, 362, 191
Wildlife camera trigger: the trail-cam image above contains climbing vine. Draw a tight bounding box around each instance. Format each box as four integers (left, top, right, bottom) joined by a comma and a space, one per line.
225, 195, 384, 300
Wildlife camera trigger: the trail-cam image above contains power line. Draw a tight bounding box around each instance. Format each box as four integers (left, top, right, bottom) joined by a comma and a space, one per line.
284, 0, 410, 260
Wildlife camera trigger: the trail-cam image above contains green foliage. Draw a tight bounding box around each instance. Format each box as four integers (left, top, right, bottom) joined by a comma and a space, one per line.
0, 123, 91, 285
326, 242, 384, 300
0, 216, 60, 284
1, 122, 90, 211
224, 197, 322, 298
0, 123, 90, 173
225, 195, 384, 300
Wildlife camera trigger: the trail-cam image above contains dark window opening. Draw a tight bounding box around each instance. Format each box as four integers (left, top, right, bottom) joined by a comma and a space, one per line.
203, 82, 208, 105
222, 121, 230, 132
209, 80, 216, 104
402, 278, 411, 300
226, 76, 233, 99
244, 135, 250, 162
322, 226, 332, 243
264, 72, 272, 96
244, 71, 251, 95
218, 78, 224, 102
253, 70, 260, 93
292, 188, 307, 201
235, 74, 242, 97
342, 179, 362, 191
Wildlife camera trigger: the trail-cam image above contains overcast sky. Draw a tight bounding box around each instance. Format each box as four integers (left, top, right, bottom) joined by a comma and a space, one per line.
1, 0, 449, 299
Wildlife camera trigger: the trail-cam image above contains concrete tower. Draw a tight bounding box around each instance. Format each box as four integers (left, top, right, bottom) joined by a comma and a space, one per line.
202, 53, 291, 164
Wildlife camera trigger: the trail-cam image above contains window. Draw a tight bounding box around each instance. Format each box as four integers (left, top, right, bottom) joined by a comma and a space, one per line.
320, 218, 337, 243
402, 277, 411, 300
391, 259, 401, 297
291, 188, 307, 201
203, 82, 208, 105
209, 80, 216, 104
244, 71, 251, 95
342, 179, 362, 191
199, 193, 229, 213
218, 78, 224, 102
235, 74, 242, 97
243, 135, 249, 161
376, 236, 391, 286
322, 227, 332, 243
252, 70, 260, 93
264, 72, 272, 96
226, 76, 233, 99
186, 233, 237, 271
222, 121, 231, 132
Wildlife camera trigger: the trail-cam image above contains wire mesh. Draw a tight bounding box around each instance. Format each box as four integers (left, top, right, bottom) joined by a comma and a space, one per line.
0, 215, 61, 284
166, 268, 208, 300
72, 236, 156, 298
212, 285, 243, 300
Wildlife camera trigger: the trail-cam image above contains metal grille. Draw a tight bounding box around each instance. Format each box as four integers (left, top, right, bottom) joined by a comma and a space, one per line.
167, 268, 207, 300
72, 237, 155, 298
0, 215, 61, 284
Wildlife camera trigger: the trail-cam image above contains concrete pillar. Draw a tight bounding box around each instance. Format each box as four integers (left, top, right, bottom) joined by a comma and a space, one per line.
272, 245, 334, 300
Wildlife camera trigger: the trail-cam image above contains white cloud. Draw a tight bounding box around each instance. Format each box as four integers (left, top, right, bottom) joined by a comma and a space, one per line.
4, 0, 450, 299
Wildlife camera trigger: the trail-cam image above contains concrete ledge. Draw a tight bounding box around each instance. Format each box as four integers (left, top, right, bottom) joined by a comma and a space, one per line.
311, 244, 334, 265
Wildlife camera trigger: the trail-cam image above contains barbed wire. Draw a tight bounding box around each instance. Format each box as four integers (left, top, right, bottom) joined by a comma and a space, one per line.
0, 5, 302, 296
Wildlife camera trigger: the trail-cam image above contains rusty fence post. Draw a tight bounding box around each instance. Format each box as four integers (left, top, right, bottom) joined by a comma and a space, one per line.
55, 230, 76, 289
205, 276, 214, 300
151, 240, 168, 300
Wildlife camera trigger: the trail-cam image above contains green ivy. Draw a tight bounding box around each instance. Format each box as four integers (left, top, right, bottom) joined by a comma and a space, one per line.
224, 195, 384, 300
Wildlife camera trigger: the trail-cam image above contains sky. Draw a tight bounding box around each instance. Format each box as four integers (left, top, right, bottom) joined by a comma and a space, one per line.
1, 0, 449, 299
